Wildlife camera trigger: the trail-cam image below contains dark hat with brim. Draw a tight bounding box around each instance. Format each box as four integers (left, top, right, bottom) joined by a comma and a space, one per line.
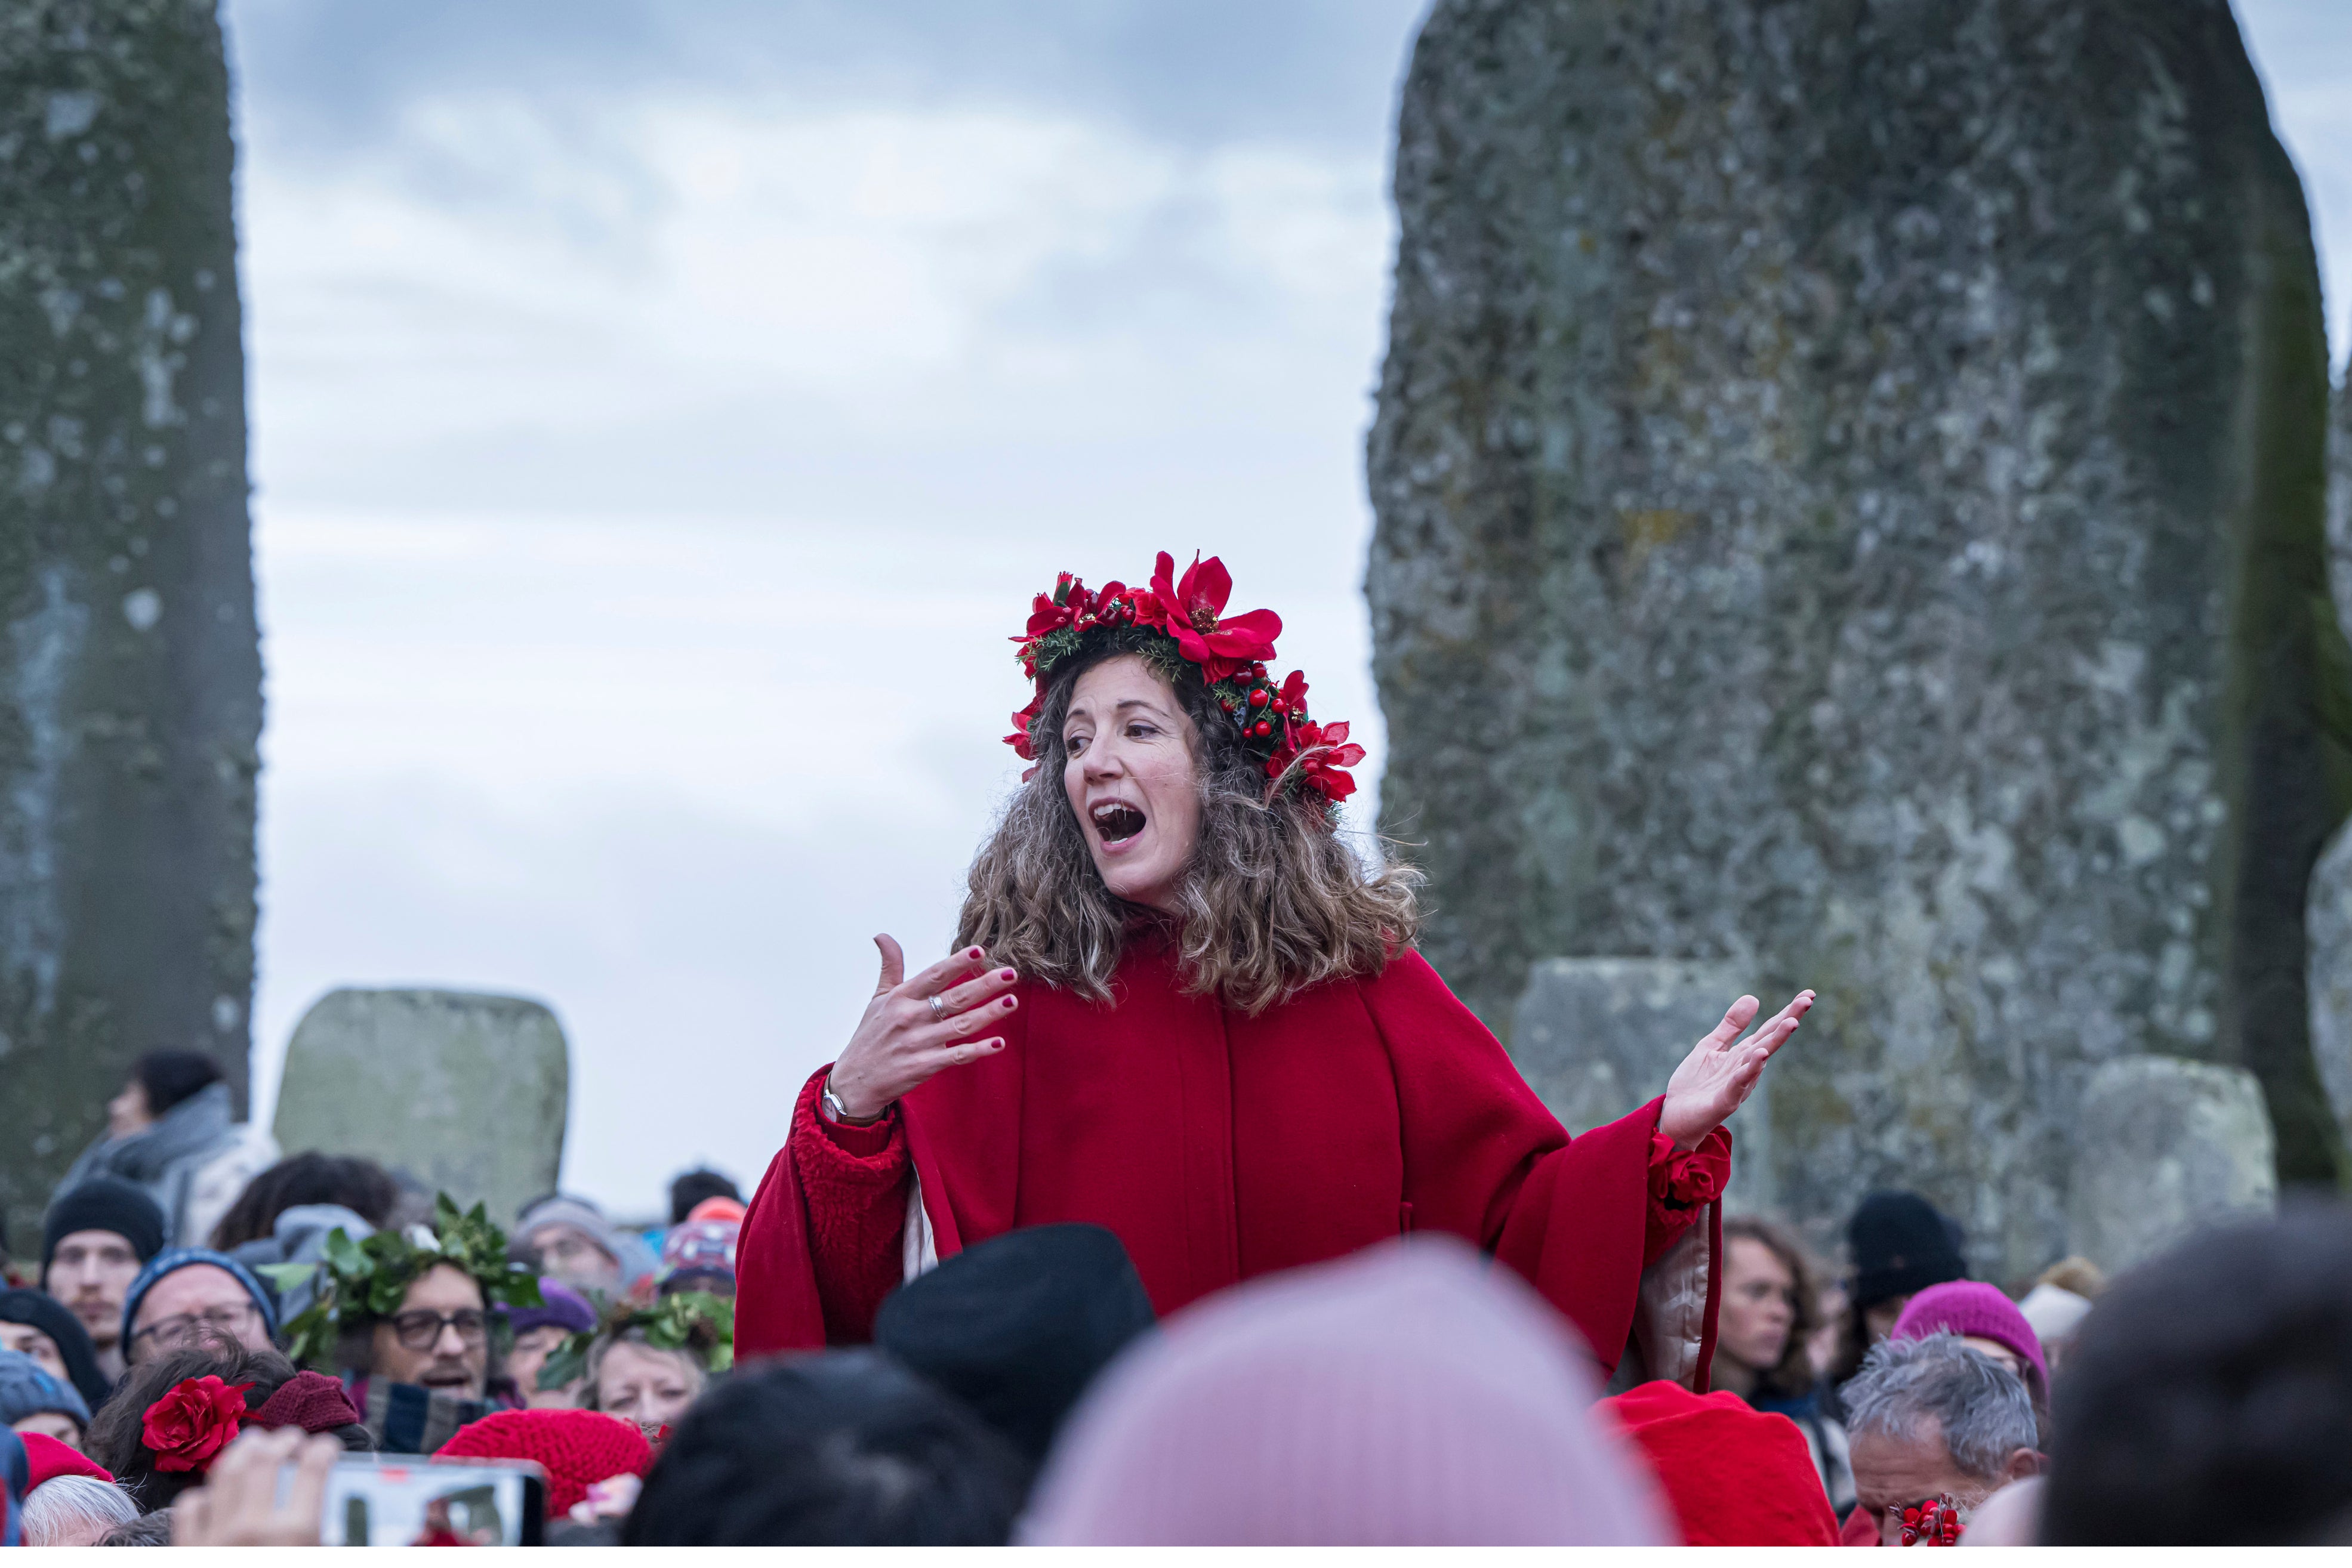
874, 1223, 1156, 1465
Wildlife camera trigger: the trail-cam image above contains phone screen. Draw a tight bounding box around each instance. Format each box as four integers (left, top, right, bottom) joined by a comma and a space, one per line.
322, 1455, 547, 1547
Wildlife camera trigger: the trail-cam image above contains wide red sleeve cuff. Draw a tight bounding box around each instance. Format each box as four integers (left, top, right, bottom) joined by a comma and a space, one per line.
1641, 1124, 1730, 1266
786, 1066, 910, 1342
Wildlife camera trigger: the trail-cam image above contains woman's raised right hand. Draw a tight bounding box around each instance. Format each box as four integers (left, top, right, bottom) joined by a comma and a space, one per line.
821, 936, 1021, 1122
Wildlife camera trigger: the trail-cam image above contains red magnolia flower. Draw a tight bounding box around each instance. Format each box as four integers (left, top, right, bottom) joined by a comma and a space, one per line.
1146, 552, 1280, 683
142, 1375, 255, 1473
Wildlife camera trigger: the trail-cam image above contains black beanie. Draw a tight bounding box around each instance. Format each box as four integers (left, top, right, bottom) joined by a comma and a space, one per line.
41, 1178, 167, 1277
874, 1223, 1156, 1465
1848, 1190, 1967, 1310
0, 1289, 110, 1410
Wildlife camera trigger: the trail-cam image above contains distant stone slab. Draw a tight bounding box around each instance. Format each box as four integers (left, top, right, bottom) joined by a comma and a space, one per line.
272, 989, 568, 1224
1511, 958, 1776, 1214
2067, 1057, 2275, 1274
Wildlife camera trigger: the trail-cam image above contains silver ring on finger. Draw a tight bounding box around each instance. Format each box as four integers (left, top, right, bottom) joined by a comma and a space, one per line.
928, 994, 950, 1022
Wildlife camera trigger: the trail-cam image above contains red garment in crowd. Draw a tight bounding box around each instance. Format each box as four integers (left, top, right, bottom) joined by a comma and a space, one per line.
1842, 1504, 1884, 1546
20, 1431, 112, 1490
1601, 1381, 1840, 1546
737, 934, 1730, 1376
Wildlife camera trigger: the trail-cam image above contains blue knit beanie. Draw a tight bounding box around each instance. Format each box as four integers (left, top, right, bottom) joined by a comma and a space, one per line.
0, 1349, 90, 1428
120, 1248, 280, 1350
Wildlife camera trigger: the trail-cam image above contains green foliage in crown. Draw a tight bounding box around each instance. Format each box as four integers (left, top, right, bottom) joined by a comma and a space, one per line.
271, 1194, 544, 1371
534, 1289, 735, 1395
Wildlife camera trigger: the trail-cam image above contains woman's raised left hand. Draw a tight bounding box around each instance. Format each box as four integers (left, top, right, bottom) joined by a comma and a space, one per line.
1657, 990, 1815, 1150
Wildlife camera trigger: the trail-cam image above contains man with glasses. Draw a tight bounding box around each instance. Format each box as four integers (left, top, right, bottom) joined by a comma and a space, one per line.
121, 1250, 279, 1366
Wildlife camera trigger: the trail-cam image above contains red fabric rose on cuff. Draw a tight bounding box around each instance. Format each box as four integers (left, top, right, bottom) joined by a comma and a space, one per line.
141, 1375, 256, 1473
1648, 1128, 1731, 1211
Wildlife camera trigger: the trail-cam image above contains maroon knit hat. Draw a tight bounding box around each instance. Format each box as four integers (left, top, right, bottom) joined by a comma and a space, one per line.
250, 1371, 362, 1435
436, 1409, 651, 1520
1889, 1281, 2049, 1403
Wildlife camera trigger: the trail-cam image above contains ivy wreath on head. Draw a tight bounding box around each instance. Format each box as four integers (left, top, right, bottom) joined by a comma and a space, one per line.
266, 1194, 544, 1371
535, 1289, 735, 1396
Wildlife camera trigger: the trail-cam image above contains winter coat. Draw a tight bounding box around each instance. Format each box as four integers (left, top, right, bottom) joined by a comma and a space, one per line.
53, 1083, 279, 1249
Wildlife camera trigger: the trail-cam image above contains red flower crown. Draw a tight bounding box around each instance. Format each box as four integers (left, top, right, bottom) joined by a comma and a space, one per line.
1006, 551, 1365, 807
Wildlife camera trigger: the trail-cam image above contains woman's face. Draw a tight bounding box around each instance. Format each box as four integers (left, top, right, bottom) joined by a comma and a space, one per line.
11, 1410, 82, 1449
508, 1323, 579, 1408
0, 1322, 68, 1385
1719, 1236, 1798, 1375
1062, 655, 1203, 912
596, 1339, 702, 1434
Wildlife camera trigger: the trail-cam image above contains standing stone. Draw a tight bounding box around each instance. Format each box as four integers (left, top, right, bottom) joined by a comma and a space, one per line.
1368, 0, 2351, 1280
2314, 354, 2352, 1143
272, 990, 570, 1226
2066, 1056, 2276, 1273
0, 0, 260, 1245
1512, 957, 1777, 1214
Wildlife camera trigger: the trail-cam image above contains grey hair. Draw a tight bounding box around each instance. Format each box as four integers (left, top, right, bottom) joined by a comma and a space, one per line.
21, 1474, 142, 1547
1842, 1332, 2038, 1480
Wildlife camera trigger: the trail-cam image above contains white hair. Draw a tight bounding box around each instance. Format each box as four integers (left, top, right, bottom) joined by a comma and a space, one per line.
22, 1474, 142, 1547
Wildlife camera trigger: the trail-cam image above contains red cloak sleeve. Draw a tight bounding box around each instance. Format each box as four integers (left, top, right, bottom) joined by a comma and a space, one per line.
1358, 950, 1723, 1380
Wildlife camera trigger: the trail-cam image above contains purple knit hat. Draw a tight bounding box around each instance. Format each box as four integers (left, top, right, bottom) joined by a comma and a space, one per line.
500, 1276, 597, 1339
1889, 1281, 2049, 1403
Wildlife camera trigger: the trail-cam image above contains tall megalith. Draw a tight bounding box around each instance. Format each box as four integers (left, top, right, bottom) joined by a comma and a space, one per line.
0, 0, 260, 1243
1368, 0, 2350, 1277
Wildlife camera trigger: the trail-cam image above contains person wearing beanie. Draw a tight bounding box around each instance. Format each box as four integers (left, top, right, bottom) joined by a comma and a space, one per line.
1827, 1191, 1966, 1400
503, 1278, 598, 1409
0, 1289, 110, 1410
54, 1052, 279, 1251
435, 1408, 651, 1521
40, 1178, 167, 1385
657, 1218, 739, 1298
668, 1170, 742, 1228
0, 1350, 92, 1449
1601, 1380, 1839, 1545
121, 1249, 279, 1368
515, 1194, 656, 1300
1022, 1239, 1671, 1545
874, 1223, 1155, 1473
1890, 1281, 2049, 1410
19, 1428, 111, 1490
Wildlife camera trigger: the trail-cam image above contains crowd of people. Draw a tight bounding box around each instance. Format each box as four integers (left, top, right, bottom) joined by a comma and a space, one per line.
0, 1047, 2347, 1545
5, 554, 2348, 1547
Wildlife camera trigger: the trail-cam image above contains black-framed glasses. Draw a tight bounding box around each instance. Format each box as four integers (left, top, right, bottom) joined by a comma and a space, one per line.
390, 1308, 489, 1350
132, 1301, 259, 1351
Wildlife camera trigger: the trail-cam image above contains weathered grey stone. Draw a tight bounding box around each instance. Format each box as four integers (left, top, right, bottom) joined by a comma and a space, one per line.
2327, 349, 2350, 634
1368, 0, 2351, 1280
2307, 823, 2352, 1147
1511, 957, 1776, 1212
2067, 1056, 2276, 1273
0, 0, 261, 1245
272, 990, 569, 1224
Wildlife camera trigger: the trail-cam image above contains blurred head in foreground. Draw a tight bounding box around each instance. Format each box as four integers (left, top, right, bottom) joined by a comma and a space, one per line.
2043, 1206, 2352, 1545
1021, 1237, 1668, 1545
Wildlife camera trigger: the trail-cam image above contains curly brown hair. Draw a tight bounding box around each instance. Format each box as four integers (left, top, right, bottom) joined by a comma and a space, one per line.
955, 643, 1420, 1014
1723, 1215, 1826, 1400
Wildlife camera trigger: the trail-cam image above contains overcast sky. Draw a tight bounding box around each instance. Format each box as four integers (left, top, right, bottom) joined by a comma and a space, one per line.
220, 1, 2352, 1220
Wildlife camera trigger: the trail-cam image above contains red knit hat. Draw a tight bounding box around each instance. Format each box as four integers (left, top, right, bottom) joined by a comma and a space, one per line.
1600, 1381, 1839, 1547
434, 1409, 651, 1520
251, 1371, 362, 1435
21, 1430, 112, 1491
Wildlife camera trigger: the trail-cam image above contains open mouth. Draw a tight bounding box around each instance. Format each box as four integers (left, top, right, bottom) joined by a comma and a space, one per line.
1091, 801, 1147, 845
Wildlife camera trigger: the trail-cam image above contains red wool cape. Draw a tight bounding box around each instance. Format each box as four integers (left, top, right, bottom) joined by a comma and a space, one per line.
737, 934, 1725, 1378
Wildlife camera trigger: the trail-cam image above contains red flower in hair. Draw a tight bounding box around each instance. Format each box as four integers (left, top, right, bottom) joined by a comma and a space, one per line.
141, 1375, 255, 1473
1275, 717, 1365, 803
1145, 552, 1281, 683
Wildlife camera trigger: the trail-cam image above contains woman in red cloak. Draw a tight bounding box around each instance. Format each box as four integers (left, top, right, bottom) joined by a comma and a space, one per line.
736, 552, 1812, 1388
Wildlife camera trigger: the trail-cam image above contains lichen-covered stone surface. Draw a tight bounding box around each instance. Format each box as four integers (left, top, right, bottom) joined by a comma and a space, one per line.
273, 989, 571, 1225
2313, 357, 2352, 1143
1368, 0, 2351, 1279
1511, 956, 1776, 1211
2066, 1055, 2275, 1273
0, 0, 259, 1245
